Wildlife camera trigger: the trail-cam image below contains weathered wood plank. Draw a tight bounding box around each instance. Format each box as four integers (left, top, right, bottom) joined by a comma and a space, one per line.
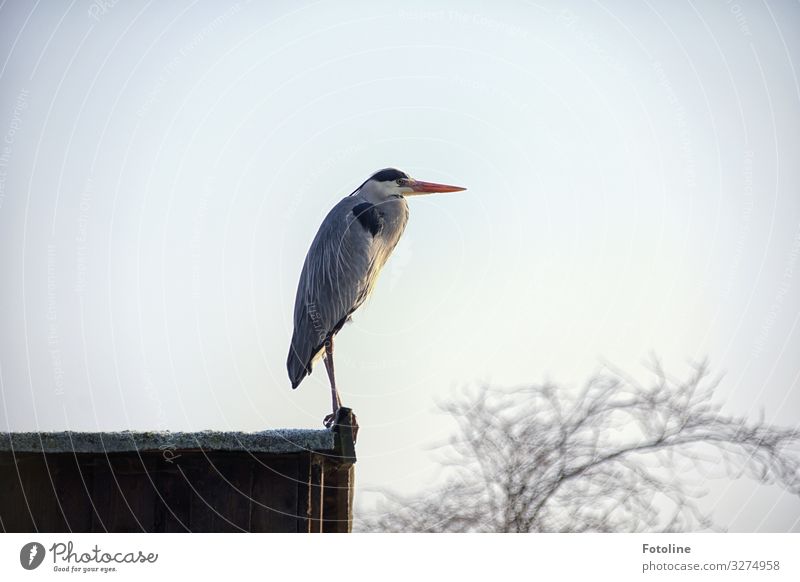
308, 460, 324, 533
53, 454, 96, 532
153, 455, 191, 533
322, 465, 355, 533
250, 456, 301, 532
0, 453, 48, 531
183, 453, 253, 532
91, 454, 156, 532
296, 454, 311, 533
16, 453, 68, 532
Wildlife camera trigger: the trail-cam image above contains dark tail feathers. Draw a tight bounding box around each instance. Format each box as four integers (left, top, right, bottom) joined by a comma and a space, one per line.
287, 344, 310, 390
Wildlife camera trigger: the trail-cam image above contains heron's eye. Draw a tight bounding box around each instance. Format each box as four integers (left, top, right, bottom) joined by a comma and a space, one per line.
396, 179, 405, 186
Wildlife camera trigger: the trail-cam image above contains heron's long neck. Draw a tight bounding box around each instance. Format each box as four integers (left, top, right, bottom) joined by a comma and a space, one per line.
372, 195, 409, 248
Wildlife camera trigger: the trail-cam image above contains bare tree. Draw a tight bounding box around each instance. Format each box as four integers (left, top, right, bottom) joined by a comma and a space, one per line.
357, 361, 800, 532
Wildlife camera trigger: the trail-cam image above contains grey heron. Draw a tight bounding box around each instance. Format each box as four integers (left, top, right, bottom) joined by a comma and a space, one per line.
287, 168, 466, 428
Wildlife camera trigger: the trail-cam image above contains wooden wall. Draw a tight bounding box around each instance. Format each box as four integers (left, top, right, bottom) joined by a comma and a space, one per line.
0, 449, 353, 533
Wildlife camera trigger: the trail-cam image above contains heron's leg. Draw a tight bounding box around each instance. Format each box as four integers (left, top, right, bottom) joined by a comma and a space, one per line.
322, 337, 341, 427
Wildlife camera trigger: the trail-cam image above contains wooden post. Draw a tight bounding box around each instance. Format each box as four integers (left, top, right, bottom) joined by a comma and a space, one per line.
321, 407, 357, 532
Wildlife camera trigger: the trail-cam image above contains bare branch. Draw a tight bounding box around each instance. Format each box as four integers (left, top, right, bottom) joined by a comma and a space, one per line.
357, 362, 800, 532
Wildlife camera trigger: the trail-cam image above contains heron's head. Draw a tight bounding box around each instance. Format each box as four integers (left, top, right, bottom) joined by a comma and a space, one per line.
354, 168, 466, 202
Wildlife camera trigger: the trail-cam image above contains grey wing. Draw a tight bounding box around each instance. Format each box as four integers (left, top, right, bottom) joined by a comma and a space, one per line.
287, 198, 376, 389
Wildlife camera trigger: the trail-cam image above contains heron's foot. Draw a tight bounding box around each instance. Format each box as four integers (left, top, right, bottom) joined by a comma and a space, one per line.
323, 410, 338, 428
322, 409, 359, 443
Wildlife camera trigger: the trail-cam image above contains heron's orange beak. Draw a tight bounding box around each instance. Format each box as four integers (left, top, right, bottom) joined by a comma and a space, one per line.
407, 179, 467, 195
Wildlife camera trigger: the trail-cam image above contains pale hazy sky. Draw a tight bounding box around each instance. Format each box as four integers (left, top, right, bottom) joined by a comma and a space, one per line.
1, 0, 798, 531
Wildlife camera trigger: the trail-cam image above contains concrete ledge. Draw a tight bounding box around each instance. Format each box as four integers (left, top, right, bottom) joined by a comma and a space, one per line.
0, 429, 335, 455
